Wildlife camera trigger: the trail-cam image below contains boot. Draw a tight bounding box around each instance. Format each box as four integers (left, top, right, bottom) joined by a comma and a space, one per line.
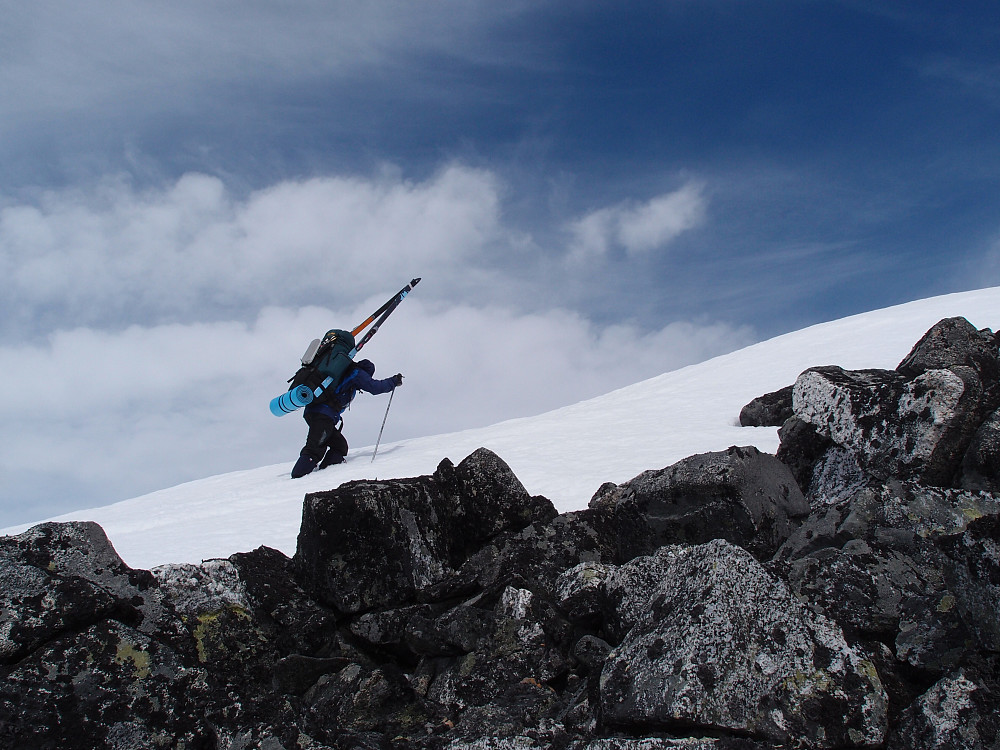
318, 449, 346, 469
291, 454, 318, 478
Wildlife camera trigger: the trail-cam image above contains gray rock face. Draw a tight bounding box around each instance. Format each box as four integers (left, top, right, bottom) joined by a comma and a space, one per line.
599, 540, 887, 748
591, 445, 810, 562
792, 365, 978, 485
887, 670, 1000, 750
961, 407, 1000, 492
0, 523, 211, 748
782, 316, 1000, 494
775, 480, 1000, 675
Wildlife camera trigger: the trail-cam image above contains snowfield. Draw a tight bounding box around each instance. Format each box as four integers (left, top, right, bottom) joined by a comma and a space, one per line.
5, 287, 999, 569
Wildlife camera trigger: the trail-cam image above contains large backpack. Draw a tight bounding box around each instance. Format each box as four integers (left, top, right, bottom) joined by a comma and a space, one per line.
289, 329, 357, 402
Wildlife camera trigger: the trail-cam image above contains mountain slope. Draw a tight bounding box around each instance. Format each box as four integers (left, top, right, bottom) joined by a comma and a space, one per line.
6, 286, 1000, 569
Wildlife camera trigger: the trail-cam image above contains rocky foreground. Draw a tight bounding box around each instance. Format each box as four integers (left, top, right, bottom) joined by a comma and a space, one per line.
2, 317, 999, 749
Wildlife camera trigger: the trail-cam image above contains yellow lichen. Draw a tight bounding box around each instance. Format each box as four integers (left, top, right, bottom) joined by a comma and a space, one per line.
115, 641, 152, 679
191, 606, 250, 664
936, 594, 956, 613
961, 506, 984, 521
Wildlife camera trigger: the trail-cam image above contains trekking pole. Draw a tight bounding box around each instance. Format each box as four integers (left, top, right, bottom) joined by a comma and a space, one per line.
371, 389, 395, 463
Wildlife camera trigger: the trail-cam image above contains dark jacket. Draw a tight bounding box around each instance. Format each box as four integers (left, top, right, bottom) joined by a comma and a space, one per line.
303, 360, 395, 421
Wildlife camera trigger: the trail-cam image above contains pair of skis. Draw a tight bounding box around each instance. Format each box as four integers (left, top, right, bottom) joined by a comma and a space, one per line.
351, 277, 420, 353
354, 278, 419, 461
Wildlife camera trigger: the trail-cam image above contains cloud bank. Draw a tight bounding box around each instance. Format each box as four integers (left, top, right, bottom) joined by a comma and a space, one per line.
0, 302, 752, 526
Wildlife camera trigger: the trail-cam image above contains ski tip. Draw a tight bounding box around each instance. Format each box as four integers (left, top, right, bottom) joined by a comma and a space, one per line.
410, 277, 421, 286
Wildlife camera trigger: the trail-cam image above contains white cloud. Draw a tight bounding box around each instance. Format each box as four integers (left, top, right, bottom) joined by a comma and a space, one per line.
567, 182, 706, 262
0, 166, 502, 334
0, 301, 753, 526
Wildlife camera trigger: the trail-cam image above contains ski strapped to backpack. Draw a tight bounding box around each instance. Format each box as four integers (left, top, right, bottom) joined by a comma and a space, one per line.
269, 278, 420, 416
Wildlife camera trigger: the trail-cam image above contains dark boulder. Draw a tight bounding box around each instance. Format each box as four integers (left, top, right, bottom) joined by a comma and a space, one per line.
896, 316, 1000, 386
936, 514, 1000, 657
448, 508, 618, 601
0, 523, 213, 748
0, 522, 179, 665
775, 416, 835, 496
295, 448, 556, 613
739, 384, 794, 427
775, 480, 1000, 673
0, 619, 213, 749
590, 445, 810, 563
304, 661, 431, 739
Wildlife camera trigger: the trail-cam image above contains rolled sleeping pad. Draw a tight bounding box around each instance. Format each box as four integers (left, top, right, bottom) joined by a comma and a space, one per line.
270, 384, 314, 416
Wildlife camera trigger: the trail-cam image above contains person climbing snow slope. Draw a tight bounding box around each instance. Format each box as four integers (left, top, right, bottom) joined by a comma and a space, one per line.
291, 358, 402, 478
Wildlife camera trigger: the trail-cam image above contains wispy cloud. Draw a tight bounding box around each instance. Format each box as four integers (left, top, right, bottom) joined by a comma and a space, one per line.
919, 56, 1000, 108
566, 182, 706, 262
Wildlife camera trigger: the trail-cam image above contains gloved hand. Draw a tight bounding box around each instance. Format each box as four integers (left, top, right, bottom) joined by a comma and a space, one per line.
392, 373, 404, 387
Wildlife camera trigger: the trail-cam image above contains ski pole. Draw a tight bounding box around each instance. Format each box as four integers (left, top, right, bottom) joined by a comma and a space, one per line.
371, 388, 395, 463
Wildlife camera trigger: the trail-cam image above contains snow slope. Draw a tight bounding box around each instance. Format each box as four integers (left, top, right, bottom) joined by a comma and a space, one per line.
6, 287, 1000, 569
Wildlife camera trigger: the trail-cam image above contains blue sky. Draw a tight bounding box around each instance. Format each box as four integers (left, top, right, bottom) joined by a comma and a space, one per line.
3, 1, 1000, 526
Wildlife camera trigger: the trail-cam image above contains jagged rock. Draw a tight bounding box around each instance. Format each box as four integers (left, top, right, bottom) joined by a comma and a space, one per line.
556, 550, 707, 646
804, 445, 868, 506
775, 480, 1000, 564
152, 558, 250, 617
449, 509, 617, 602
304, 661, 430, 737
8, 321, 1000, 750
228, 545, 338, 658
775, 416, 834, 495
0, 521, 178, 665
349, 602, 441, 657
555, 560, 613, 627
936, 514, 1000, 655
782, 539, 930, 637
580, 740, 770, 749
792, 365, 978, 485
439, 678, 570, 748
572, 635, 612, 673
424, 586, 572, 712
295, 448, 556, 613
887, 670, 1000, 749
272, 654, 350, 696
403, 600, 497, 657
590, 445, 810, 562
896, 316, 999, 385
599, 540, 888, 748
739, 384, 794, 427
775, 480, 1000, 678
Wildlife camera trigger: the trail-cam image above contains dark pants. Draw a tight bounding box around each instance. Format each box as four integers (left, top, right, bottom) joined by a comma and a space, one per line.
301, 412, 349, 463
292, 412, 350, 477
